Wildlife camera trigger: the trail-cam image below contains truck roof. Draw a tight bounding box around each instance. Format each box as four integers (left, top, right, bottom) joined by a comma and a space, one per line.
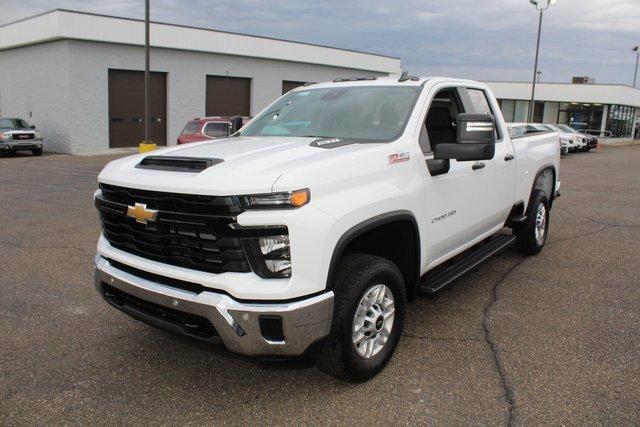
295, 76, 484, 91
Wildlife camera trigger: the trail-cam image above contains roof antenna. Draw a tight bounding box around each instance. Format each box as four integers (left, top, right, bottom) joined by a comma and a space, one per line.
398, 71, 410, 82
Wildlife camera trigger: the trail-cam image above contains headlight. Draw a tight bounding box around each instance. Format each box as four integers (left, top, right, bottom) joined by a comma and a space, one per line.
560, 137, 571, 143
35, 131, 43, 140
240, 189, 310, 209
244, 234, 291, 278
0, 132, 10, 140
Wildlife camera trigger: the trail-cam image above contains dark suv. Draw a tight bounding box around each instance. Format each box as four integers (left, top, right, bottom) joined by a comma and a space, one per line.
0, 118, 44, 156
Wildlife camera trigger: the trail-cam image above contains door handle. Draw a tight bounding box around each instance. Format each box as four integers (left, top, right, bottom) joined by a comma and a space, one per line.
504, 153, 515, 161
472, 162, 485, 170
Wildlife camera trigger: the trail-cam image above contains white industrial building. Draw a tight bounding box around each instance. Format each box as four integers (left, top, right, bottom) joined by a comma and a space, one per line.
0, 9, 401, 154
486, 81, 640, 141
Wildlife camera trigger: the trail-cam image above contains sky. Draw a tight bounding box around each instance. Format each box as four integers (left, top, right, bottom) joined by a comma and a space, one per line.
1, 0, 639, 85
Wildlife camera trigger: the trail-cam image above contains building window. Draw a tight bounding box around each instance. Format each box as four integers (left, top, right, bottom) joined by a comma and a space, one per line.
532, 101, 544, 123
499, 99, 515, 122
557, 102, 605, 133
607, 104, 636, 138
514, 100, 529, 122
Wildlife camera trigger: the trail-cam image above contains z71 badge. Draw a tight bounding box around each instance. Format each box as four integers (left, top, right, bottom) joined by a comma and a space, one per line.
388, 152, 410, 164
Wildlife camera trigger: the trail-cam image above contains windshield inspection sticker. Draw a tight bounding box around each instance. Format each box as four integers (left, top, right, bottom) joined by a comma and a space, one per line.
388, 152, 410, 164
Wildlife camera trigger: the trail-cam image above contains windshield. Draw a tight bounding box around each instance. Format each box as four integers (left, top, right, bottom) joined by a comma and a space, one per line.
558, 125, 578, 134
240, 86, 421, 142
181, 121, 202, 135
0, 118, 30, 129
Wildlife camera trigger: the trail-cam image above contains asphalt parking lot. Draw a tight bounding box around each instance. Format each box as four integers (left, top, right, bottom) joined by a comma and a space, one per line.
1, 145, 639, 425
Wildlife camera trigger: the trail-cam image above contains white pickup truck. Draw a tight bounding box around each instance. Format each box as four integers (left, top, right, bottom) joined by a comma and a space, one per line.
94, 76, 560, 382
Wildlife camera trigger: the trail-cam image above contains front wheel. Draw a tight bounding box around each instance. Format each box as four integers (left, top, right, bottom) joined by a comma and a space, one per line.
317, 254, 406, 382
514, 189, 549, 255
32, 148, 43, 156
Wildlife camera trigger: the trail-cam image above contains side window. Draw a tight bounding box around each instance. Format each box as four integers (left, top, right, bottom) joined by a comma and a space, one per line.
423, 88, 465, 153
466, 88, 502, 140
467, 89, 492, 115
203, 122, 230, 137
525, 125, 542, 134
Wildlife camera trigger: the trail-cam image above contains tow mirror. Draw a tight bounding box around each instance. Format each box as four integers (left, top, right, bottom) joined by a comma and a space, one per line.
457, 113, 496, 144
229, 116, 244, 134
434, 113, 496, 161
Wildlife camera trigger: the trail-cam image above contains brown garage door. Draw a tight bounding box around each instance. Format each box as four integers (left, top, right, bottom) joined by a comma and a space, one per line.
282, 80, 306, 94
206, 76, 251, 117
108, 69, 167, 148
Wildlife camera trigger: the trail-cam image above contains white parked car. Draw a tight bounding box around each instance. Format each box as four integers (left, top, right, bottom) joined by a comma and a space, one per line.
542, 124, 584, 152
556, 124, 598, 152
506, 122, 568, 155
93, 76, 560, 381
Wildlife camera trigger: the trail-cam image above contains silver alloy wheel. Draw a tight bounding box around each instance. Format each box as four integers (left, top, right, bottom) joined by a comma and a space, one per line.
534, 202, 547, 245
352, 284, 395, 359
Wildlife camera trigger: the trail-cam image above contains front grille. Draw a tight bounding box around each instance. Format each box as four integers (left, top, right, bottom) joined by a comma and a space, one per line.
102, 283, 218, 340
96, 184, 251, 274
12, 133, 34, 141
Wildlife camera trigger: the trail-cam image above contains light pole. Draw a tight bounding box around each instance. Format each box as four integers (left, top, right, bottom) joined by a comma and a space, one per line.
528, 0, 556, 122
144, 0, 151, 144
633, 46, 639, 88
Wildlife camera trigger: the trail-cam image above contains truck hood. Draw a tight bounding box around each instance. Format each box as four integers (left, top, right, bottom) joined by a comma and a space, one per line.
98, 136, 378, 195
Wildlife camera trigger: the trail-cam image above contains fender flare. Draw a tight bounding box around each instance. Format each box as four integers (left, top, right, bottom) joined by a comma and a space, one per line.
325, 210, 421, 290
530, 164, 557, 208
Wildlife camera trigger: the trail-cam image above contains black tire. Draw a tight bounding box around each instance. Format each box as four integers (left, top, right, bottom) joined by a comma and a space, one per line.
514, 189, 549, 255
32, 148, 43, 156
317, 254, 406, 382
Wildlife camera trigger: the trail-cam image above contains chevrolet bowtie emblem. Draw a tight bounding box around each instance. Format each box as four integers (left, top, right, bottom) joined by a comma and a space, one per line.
126, 203, 158, 224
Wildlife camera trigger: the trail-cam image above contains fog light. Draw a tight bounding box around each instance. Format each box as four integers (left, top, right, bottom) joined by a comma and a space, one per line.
265, 259, 292, 276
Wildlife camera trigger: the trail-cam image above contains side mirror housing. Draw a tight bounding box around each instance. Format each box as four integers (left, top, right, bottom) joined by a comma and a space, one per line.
434, 113, 496, 161
457, 113, 496, 144
229, 116, 244, 134
30, 125, 36, 129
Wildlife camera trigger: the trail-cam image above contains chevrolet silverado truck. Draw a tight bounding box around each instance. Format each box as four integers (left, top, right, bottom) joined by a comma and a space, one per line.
93, 75, 560, 382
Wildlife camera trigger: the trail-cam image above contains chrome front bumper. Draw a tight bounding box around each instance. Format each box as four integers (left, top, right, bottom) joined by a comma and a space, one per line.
0, 141, 42, 151
93, 255, 334, 357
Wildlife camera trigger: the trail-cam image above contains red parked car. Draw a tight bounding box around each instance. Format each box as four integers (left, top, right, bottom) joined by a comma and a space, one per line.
177, 116, 248, 145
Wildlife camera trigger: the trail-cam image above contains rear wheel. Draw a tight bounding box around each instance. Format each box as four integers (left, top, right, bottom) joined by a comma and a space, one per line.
514, 189, 549, 255
317, 254, 405, 382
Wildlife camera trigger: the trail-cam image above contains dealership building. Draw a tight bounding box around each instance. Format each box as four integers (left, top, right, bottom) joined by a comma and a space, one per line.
486, 80, 640, 141
0, 9, 400, 154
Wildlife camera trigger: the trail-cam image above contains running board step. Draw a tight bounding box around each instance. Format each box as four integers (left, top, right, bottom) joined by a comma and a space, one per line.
418, 234, 516, 296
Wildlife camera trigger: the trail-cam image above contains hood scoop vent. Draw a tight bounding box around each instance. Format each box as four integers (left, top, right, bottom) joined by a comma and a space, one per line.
136, 156, 223, 173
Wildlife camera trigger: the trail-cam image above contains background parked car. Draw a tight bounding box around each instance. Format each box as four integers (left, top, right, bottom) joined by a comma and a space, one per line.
0, 118, 43, 156
556, 124, 598, 152
542, 124, 583, 153
507, 122, 568, 156
177, 116, 249, 145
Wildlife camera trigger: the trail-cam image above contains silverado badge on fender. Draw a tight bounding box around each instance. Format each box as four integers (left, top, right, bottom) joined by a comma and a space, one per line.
126, 203, 158, 224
